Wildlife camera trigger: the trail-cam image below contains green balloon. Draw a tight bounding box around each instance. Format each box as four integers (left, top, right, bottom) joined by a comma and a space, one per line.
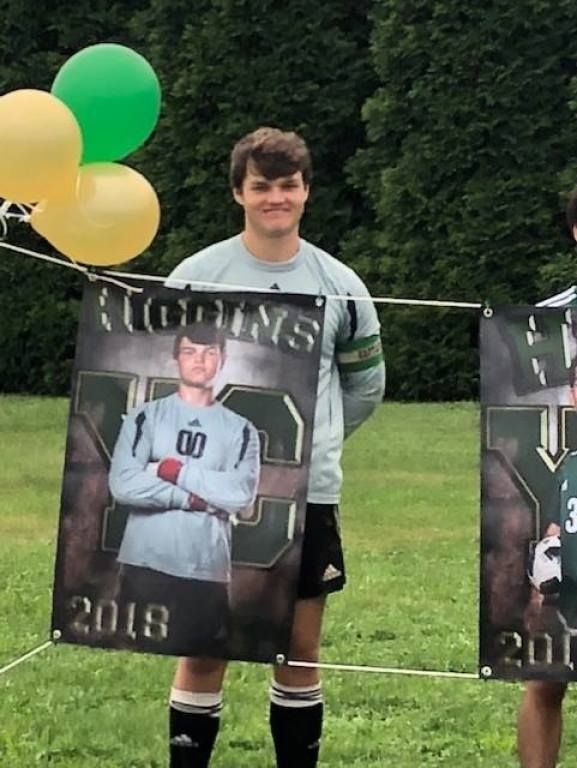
52, 43, 161, 164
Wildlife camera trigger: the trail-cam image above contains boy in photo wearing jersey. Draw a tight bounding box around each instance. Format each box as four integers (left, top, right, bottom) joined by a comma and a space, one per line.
109, 324, 260, 656
165, 128, 385, 768
518, 190, 577, 768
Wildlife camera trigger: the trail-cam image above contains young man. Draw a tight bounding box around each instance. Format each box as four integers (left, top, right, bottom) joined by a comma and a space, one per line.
109, 323, 260, 656
517, 189, 577, 768
165, 127, 385, 768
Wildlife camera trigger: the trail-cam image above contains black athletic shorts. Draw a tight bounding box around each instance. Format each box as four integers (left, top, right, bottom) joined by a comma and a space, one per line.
118, 564, 230, 657
297, 503, 346, 599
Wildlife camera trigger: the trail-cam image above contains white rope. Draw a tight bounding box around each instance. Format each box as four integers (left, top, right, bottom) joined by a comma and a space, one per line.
0, 234, 482, 309
103, 269, 483, 310
0, 240, 86, 272
286, 659, 478, 679
0, 640, 478, 681
96, 274, 144, 293
0, 209, 143, 292
0, 640, 477, 681
0, 640, 53, 677
0, 242, 143, 293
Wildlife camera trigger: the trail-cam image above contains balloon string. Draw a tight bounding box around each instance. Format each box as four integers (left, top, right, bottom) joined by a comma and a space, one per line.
0, 200, 33, 240
0, 201, 17, 239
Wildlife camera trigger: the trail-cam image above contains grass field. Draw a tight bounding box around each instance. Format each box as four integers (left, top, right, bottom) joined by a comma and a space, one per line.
2, 395, 577, 766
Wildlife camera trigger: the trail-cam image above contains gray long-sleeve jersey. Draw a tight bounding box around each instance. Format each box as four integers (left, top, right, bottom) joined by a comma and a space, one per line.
167, 235, 385, 504
109, 394, 260, 582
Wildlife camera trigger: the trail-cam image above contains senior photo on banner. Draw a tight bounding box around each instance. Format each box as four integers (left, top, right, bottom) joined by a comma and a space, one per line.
51, 282, 324, 663
480, 305, 577, 681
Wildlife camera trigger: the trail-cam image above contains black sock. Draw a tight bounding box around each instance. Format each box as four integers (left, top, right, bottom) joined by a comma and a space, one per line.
269, 683, 323, 768
169, 689, 222, 768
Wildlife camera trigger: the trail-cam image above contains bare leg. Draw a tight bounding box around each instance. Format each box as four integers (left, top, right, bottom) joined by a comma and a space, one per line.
269, 597, 326, 768
274, 596, 326, 687
518, 681, 566, 768
173, 656, 228, 693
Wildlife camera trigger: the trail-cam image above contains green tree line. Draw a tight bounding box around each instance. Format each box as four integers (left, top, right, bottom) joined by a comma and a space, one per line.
1, 0, 576, 398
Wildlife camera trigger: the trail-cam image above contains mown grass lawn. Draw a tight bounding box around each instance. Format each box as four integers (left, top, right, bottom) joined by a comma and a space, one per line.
2, 396, 577, 766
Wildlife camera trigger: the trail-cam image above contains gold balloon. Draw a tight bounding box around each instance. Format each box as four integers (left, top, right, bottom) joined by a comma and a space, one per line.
30, 163, 160, 267
0, 89, 82, 203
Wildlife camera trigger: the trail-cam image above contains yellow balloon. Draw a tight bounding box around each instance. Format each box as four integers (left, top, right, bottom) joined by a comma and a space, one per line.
0, 89, 82, 203
30, 163, 160, 266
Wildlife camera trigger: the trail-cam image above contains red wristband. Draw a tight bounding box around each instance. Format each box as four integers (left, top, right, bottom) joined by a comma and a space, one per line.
157, 457, 183, 485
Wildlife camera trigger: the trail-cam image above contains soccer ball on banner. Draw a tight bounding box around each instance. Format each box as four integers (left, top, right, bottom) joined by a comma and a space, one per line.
528, 535, 561, 595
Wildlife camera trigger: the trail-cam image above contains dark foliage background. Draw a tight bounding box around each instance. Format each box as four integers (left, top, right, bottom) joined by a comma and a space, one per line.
1, 0, 576, 398
344, 0, 577, 398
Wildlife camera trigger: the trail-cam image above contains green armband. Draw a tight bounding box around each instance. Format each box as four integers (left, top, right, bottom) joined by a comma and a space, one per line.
337, 334, 384, 373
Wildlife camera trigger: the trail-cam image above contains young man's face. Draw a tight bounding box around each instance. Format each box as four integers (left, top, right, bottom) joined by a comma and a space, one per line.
176, 339, 224, 388
233, 166, 309, 239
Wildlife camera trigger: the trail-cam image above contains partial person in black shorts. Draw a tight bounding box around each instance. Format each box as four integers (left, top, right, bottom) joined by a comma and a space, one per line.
517, 190, 577, 768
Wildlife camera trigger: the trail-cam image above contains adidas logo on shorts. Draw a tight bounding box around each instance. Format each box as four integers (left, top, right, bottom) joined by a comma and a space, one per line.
322, 564, 342, 581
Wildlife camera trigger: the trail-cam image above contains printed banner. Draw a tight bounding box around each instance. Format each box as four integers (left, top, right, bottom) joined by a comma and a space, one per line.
51, 283, 324, 663
480, 305, 577, 680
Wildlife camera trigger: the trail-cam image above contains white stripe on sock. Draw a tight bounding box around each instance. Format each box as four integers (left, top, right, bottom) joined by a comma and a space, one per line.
170, 688, 223, 717
270, 682, 323, 709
